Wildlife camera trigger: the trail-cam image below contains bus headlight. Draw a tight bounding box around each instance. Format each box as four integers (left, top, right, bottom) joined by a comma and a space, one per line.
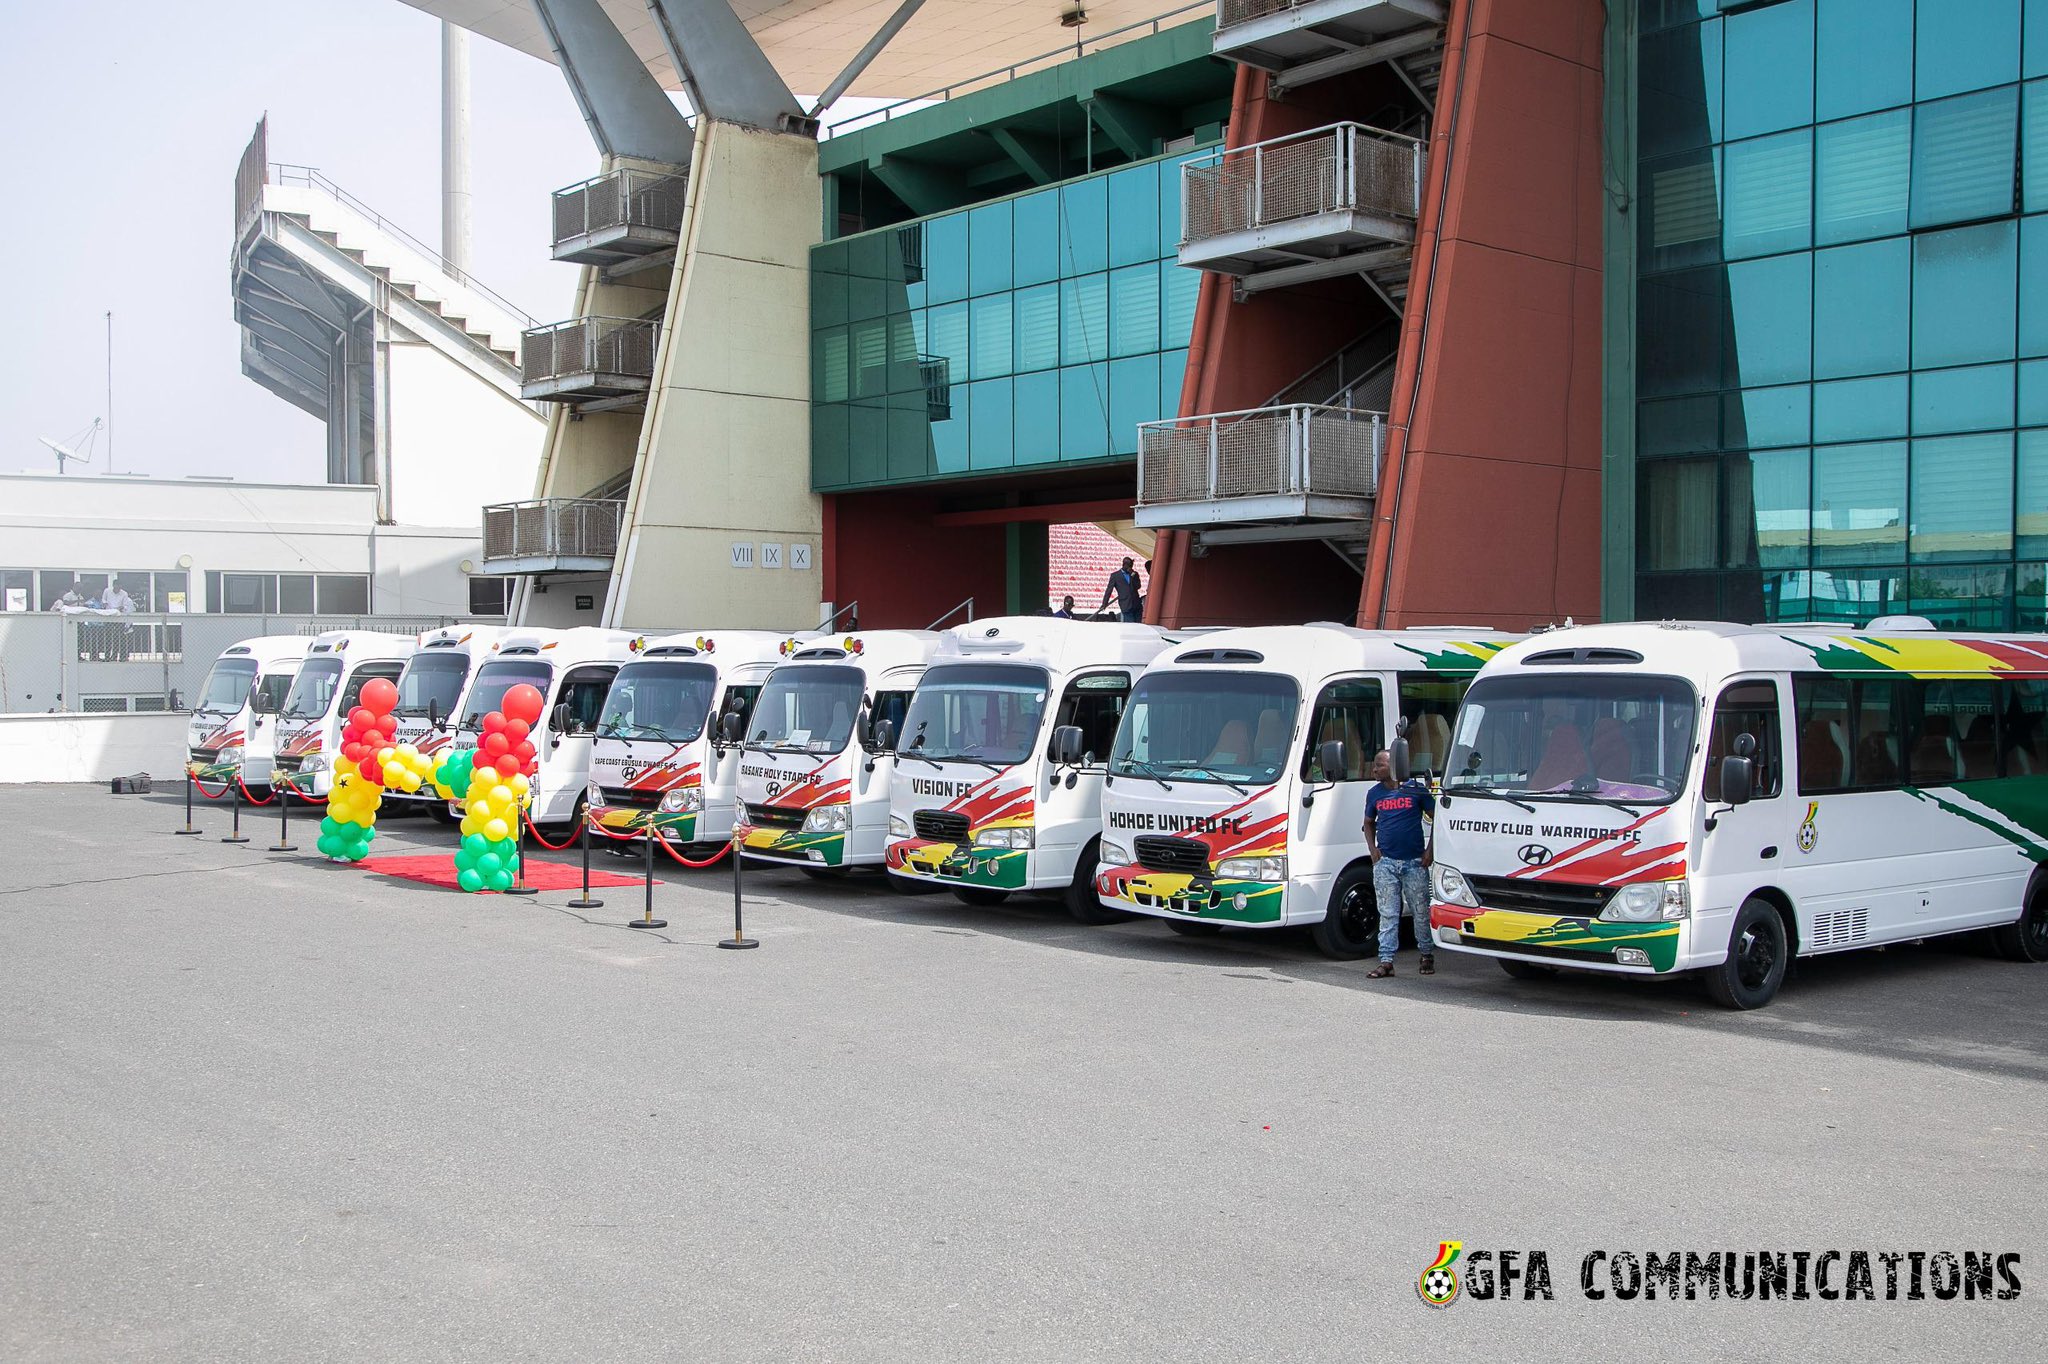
1433, 863, 1479, 908
586, 782, 605, 807
974, 827, 1035, 849
1602, 881, 1690, 922
299, 754, 329, 773
889, 812, 911, 838
217, 746, 245, 764
802, 804, 851, 832
659, 787, 701, 814
1100, 837, 1132, 867
1216, 855, 1286, 882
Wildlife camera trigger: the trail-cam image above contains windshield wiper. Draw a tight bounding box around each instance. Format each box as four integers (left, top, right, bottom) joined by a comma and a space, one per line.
931, 752, 1006, 773
1541, 788, 1645, 817
1171, 762, 1248, 796
1444, 785, 1537, 814
1114, 756, 1174, 791
901, 735, 941, 770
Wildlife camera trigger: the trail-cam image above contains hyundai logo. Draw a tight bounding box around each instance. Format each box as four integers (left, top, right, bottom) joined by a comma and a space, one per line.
1517, 843, 1554, 867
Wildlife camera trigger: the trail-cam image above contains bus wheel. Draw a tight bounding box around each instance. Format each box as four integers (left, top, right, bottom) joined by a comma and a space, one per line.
1991, 881, 2048, 962
800, 866, 848, 882
953, 887, 1009, 907
1704, 898, 1789, 1010
1310, 865, 1377, 961
1065, 847, 1121, 925
1164, 919, 1222, 937
1498, 958, 1557, 982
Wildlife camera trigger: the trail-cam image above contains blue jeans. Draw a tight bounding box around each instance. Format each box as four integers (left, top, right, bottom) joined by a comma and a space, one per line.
1373, 856, 1431, 963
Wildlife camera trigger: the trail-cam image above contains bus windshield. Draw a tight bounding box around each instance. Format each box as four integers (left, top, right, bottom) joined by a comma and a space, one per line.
748, 665, 864, 754
1110, 672, 1300, 786
282, 657, 344, 719
196, 658, 258, 714
1445, 674, 1697, 804
459, 660, 555, 731
599, 660, 719, 742
395, 651, 471, 718
899, 664, 1051, 767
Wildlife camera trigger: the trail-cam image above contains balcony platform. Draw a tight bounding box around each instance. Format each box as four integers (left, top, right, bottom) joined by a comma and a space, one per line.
520, 317, 659, 407
1136, 403, 1383, 538
551, 168, 688, 268
1180, 211, 1414, 276
482, 498, 624, 575
1214, 0, 1445, 72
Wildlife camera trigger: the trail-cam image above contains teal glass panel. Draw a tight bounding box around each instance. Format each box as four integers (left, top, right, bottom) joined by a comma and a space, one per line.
1641, 148, 1724, 268
2027, 83, 2048, 212
1729, 384, 1811, 448
1639, 267, 1725, 394
812, 403, 849, 489
1640, 18, 1723, 156
1014, 370, 1060, 464
1639, 458, 1721, 569
2020, 429, 2048, 555
2032, 0, 2048, 78
2024, 562, 2048, 629
2023, 358, 2048, 423
814, 326, 850, 404
1640, 395, 1722, 454
1109, 163, 1160, 267
1160, 347, 1190, 414
968, 378, 1013, 470
848, 316, 890, 399
1060, 273, 1109, 365
1816, 0, 1913, 120
1726, 447, 1812, 569
848, 231, 889, 285
1723, 130, 1812, 258
1910, 87, 2020, 229
1058, 364, 1111, 463
1723, 0, 1813, 140
1159, 154, 1194, 250
1059, 176, 1109, 277
968, 294, 1010, 380
811, 246, 848, 328
1911, 432, 2014, 562
1815, 109, 1909, 245
1108, 264, 1161, 357
1912, 363, 2017, 434
1163, 262, 1201, 347
1726, 252, 1812, 386
1915, 0, 2020, 101
1109, 354, 1161, 457
1912, 221, 2019, 368
847, 401, 887, 485
925, 213, 968, 304
1813, 375, 1909, 442
968, 202, 1012, 296
1813, 441, 1907, 564
922, 302, 970, 384
1013, 283, 1060, 372
1905, 564, 2012, 628
931, 382, 969, 475
885, 313, 920, 395
2025, 215, 2048, 357
887, 394, 930, 481
1814, 238, 1909, 378
1013, 190, 1060, 286
847, 273, 889, 324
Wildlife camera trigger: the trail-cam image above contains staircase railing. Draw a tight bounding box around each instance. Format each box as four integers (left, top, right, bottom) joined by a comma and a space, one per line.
1181, 123, 1424, 248
551, 167, 689, 247
1137, 404, 1386, 509
520, 317, 661, 387
481, 498, 626, 564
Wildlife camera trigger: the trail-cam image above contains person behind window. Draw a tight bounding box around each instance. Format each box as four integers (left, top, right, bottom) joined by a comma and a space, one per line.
1363, 749, 1436, 979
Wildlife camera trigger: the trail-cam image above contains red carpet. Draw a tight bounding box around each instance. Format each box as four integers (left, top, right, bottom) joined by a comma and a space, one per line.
356, 854, 655, 891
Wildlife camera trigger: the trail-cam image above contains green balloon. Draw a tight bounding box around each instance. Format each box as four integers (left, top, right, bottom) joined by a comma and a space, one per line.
485, 869, 513, 892
457, 868, 483, 892
477, 851, 504, 875
462, 833, 488, 856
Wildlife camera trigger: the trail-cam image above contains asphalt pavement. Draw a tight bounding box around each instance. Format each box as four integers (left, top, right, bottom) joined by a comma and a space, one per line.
2, 783, 2043, 1362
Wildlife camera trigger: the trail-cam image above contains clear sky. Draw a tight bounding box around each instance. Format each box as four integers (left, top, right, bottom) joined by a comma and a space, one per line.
0, 0, 599, 483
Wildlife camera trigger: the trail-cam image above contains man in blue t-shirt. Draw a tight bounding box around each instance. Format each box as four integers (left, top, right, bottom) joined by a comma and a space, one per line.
1362, 749, 1436, 977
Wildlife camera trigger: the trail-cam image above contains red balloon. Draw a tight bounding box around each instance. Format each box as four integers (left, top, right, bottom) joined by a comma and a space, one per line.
343, 742, 367, 765
359, 756, 385, 786
495, 754, 522, 778
502, 684, 546, 727
358, 677, 398, 714
348, 706, 374, 730
504, 719, 530, 743
481, 713, 506, 736
481, 732, 510, 759
513, 740, 536, 763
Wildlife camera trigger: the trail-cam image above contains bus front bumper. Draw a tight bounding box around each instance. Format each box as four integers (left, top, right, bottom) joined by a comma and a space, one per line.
1429, 902, 1683, 973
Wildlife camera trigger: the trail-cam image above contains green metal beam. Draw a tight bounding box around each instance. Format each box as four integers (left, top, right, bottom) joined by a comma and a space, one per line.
870, 153, 959, 216
1600, 5, 1638, 624
1082, 90, 1171, 161
986, 126, 1062, 185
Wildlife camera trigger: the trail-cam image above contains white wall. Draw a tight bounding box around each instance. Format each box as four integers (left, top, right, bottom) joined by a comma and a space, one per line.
0, 713, 187, 784
385, 341, 545, 527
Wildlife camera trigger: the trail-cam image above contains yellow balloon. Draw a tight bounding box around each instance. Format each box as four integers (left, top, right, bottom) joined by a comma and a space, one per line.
483, 818, 510, 841
488, 785, 512, 807
460, 817, 480, 837
510, 773, 530, 797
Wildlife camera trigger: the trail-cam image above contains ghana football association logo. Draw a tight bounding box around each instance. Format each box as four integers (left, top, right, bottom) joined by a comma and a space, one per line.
1418, 1241, 1463, 1308
1797, 801, 1820, 854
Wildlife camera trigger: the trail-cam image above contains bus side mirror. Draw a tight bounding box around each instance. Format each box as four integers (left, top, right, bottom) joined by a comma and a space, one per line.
1389, 717, 1412, 783
1317, 740, 1347, 783
428, 698, 443, 730
1719, 755, 1754, 807
551, 702, 572, 734
719, 711, 744, 744
249, 685, 277, 715
1051, 725, 1085, 767
872, 718, 896, 752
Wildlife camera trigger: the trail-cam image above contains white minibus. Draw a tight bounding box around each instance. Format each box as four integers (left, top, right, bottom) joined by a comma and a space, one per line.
188, 636, 310, 792
267, 631, 415, 797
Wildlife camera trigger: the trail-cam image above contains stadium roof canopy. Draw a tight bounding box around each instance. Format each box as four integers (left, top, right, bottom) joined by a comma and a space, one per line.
401, 1, 1202, 103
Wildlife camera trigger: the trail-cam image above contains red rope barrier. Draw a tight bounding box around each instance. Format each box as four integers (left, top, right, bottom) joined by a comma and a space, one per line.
519, 807, 581, 852
190, 772, 232, 800
276, 777, 327, 805
582, 816, 731, 866
236, 778, 276, 806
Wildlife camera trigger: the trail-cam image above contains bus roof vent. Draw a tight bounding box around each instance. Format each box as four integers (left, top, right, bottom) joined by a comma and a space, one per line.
501, 645, 542, 656
1174, 648, 1266, 665
1865, 614, 1939, 632
645, 645, 700, 657
792, 647, 849, 660
1524, 647, 1645, 666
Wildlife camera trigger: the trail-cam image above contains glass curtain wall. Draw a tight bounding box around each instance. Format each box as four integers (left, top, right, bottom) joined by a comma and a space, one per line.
811, 148, 1209, 490
1634, 0, 2048, 629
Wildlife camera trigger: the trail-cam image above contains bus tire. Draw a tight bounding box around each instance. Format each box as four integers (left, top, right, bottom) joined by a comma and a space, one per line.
1311, 864, 1378, 961
799, 866, 848, 882
1164, 918, 1223, 937
1991, 877, 2048, 963
1498, 958, 1557, 981
952, 887, 1009, 907
1065, 843, 1121, 925
1704, 898, 1789, 1010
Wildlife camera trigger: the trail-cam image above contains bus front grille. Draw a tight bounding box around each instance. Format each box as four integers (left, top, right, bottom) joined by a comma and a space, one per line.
1467, 874, 1611, 917
1135, 836, 1210, 876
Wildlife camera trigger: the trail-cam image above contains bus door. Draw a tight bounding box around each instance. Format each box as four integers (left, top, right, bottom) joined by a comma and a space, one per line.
1294, 676, 1383, 876
1698, 677, 1789, 913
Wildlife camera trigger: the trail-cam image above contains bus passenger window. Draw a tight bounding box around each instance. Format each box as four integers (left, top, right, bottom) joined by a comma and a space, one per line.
2004, 680, 2048, 776
1396, 673, 1466, 782
1792, 676, 1852, 793
1303, 680, 1383, 782
1915, 680, 1993, 784
1854, 679, 1902, 787
1703, 681, 1782, 801
1049, 673, 1131, 765
556, 667, 617, 735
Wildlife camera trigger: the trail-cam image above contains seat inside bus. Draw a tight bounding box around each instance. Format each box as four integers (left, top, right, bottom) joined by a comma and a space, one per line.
1408, 712, 1452, 777
1529, 724, 1589, 790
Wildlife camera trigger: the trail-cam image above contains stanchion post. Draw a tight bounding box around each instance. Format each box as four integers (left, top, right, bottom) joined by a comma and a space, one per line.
566, 806, 603, 910
506, 797, 538, 896
718, 828, 757, 950
220, 773, 249, 844
268, 770, 296, 852
175, 764, 203, 836
628, 819, 666, 929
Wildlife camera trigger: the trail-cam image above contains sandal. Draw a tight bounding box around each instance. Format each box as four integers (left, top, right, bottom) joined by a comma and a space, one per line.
1419, 956, 1436, 976
1366, 962, 1396, 978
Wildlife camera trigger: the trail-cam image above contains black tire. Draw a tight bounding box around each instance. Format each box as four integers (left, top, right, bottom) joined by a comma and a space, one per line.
1991, 877, 2048, 962
1498, 958, 1558, 981
952, 886, 1010, 907
1065, 844, 1121, 925
1164, 918, 1223, 937
1703, 897, 1790, 1010
800, 866, 848, 882
1311, 863, 1379, 961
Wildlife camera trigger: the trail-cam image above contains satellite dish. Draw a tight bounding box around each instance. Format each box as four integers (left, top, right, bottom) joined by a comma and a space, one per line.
38, 419, 99, 475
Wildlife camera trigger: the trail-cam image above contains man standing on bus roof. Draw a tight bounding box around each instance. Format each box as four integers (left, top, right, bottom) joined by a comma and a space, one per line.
1099, 557, 1143, 623
1363, 748, 1435, 978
